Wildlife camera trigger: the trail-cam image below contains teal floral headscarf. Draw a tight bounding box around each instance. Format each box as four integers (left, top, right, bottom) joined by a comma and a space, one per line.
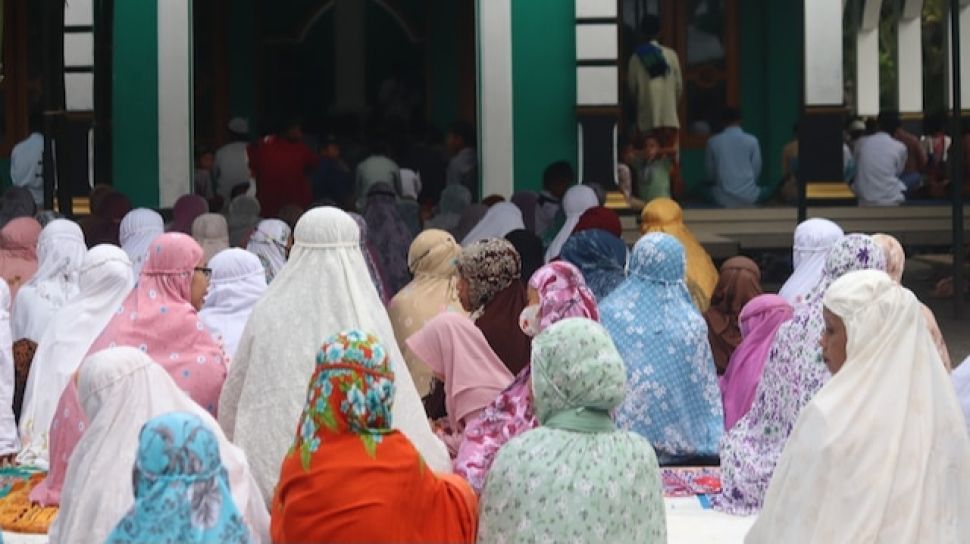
478, 318, 667, 543
105, 412, 252, 543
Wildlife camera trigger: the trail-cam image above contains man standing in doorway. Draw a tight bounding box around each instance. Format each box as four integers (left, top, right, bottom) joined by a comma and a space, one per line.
628, 15, 682, 149
213, 117, 254, 209
10, 113, 45, 207
250, 118, 319, 218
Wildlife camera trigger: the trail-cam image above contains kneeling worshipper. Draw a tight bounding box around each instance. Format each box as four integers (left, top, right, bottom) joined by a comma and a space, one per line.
0, 187, 37, 228
270, 331, 478, 543
218, 207, 450, 500
453, 204, 488, 244
600, 232, 723, 464
872, 233, 951, 369
718, 295, 793, 430
0, 217, 41, 299
426, 184, 472, 236
704, 257, 763, 373
715, 234, 886, 515
17, 245, 134, 468
192, 212, 230, 262
106, 413, 257, 543
560, 227, 628, 301
0, 282, 17, 461
168, 194, 209, 234
747, 270, 970, 543
11, 219, 87, 343
49, 348, 269, 543
456, 239, 531, 375
477, 318, 666, 543
245, 218, 291, 283
543, 184, 599, 262
777, 217, 843, 305
79, 192, 131, 248
460, 202, 526, 247
503, 229, 544, 286
454, 260, 598, 493
228, 195, 262, 247
199, 249, 268, 359
640, 197, 718, 311
407, 313, 514, 452
388, 229, 465, 399
119, 208, 165, 278
364, 182, 414, 296
349, 212, 392, 305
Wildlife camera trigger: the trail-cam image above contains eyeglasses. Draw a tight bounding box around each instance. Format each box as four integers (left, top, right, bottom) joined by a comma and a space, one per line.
194, 267, 212, 280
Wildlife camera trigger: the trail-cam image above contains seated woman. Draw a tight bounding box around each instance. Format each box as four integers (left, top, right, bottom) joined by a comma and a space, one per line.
270, 331, 478, 543
454, 261, 598, 493
119, 208, 164, 277
198, 248, 268, 359
407, 313, 514, 452
560, 228, 628, 301
478, 318, 666, 542
191, 212, 230, 262
639, 198, 718, 311
245, 218, 291, 283
704, 256, 763, 373
50, 347, 268, 543
747, 271, 970, 542
777, 218, 843, 304
600, 233, 723, 464
106, 412, 257, 543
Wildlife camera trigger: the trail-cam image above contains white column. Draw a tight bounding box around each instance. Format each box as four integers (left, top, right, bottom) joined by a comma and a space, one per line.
856, 0, 883, 116
157, 0, 193, 207
804, 0, 844, 105
898, 0, 924, 114
477, 0, 514, 198
332, 0, 367, 113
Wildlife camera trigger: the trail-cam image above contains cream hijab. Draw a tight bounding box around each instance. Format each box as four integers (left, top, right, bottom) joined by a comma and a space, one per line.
50, 347, 270, 544
748, 271, 970, 543
17, 245, 134, 468
191, 213, 230, 262
218, 207, 450, 500
388, 229, 465, 397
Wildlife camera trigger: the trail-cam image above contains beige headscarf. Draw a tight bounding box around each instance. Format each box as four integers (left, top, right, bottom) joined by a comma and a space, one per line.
872, 233, 951, 370
388, 229, 466, 396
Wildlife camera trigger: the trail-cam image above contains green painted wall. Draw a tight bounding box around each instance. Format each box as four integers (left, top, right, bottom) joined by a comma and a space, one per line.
112, 0, 159, 207
511, 0, 577, 192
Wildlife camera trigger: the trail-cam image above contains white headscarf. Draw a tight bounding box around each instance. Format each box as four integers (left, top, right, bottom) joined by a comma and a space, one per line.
953, 357, 970, 438
218, 207, 450, 500
0, 282, 17, 456
17, 245, 134, 468
50, 347, 270, 543
460, 202, 525, 247
119, 208, 164, 278
544, 184, 598, 262
748, 270, 970, 543
191, 213, 230, 262
245, 218, 291, 283
399, 168, 422, 200
11, 219, 87, 342
777, 218, 844, 304
199, 248, 267, 359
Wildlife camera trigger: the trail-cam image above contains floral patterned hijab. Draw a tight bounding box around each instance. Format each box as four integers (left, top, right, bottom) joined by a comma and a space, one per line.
456, 238, 520, 313
106, 412, 253, 543
559, 229, 628, 301
716, 234, 886, 515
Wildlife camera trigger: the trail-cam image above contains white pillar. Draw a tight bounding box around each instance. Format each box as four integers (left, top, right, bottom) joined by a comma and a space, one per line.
477, 0, 514, 198
856, 0, 883, 116
157, 0, 193, 207
333, 0, 367, 114
898, 0, 924, 114
804, 0, 844, 105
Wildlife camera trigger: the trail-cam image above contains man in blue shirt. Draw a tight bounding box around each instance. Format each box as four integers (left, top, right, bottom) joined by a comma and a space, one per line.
705, 108, 762, 208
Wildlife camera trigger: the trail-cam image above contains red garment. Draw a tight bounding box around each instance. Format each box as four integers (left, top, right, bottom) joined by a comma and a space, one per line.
249, 137, 318, 217
574, 206, 622, 238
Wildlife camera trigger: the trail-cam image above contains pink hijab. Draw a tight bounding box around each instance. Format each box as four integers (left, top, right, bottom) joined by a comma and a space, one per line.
407, 312, 513, 432
529, 261, 599, 330
0, 217, 41, 299
718, 294, 793, 430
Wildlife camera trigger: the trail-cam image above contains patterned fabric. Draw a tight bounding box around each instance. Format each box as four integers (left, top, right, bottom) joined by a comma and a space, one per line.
363, 182, 414, 296
560, 228, 628, 301
0, 218, 41, 300
105, 412, 253, 543
454, 262, 599, 493
704, 256, 763, 372
349, 212, 392, 305
715, 234, 886, 515
478, 318, 666, 543
245, 218, 291, 284
600, 233, 723, 463
456, 239, 520, 312
271, 330, 478, 543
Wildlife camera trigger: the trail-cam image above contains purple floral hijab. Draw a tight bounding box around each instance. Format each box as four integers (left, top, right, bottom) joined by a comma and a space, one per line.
715, 234, 886, 514
363, 182, 413, 297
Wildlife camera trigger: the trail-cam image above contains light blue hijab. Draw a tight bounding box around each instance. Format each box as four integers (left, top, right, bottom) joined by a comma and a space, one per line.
599, 232, 723, 464
105, 412, 252, 544
559, 229, 628, 301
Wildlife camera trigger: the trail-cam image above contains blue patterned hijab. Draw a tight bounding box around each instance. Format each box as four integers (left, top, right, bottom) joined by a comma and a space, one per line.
106, 412, 252, 543
599, 232, 723, 463
559, 229, 628, 301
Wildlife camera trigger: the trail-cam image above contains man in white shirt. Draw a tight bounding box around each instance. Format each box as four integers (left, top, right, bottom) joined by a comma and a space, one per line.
213, 118, 253, 209
10, 115, 44, 207
852, 111, 908, 206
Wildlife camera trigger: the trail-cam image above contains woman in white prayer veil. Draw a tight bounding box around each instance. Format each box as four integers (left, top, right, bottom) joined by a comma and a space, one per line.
199, 248, 267, 359
119, 208, 164, 278
747, 270, 970, 544
0, 281, 18, 461
777, 218, 843, 305
218, 206, 450, 500
17, 245, 134, 468
245, 218, 291, 283
460, 202, 525, 247
11, 219, 87, 342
